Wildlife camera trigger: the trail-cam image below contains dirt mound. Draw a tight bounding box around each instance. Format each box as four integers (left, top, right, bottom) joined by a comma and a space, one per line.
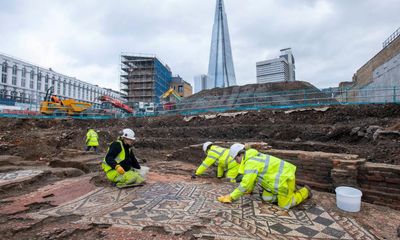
179, 81, 336, 110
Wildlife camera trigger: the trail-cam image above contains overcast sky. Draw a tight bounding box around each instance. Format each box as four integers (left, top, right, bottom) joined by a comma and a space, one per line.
0, 0, 399, 91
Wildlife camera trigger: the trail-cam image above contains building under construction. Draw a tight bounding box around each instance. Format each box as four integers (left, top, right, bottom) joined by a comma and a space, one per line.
120, 54, 172, 104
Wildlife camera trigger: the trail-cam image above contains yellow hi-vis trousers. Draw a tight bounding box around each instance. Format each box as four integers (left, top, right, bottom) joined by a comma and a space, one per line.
104, 166, 144, 187
261, 178, 309, 209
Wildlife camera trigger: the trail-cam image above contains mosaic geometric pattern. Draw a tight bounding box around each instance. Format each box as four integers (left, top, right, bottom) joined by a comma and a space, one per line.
0, 170, 43, 185
34, 183, 376, 239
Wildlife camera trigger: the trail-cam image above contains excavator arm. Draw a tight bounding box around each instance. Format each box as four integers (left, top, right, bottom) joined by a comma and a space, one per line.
99, 95, 134, 113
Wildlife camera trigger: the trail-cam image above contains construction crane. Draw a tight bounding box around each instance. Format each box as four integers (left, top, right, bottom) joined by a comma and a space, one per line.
98, 95, 134, 113
161, 88, 182, 110
40, 86, 92, 115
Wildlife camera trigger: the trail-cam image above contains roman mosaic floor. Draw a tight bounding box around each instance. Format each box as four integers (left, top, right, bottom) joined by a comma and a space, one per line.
33, 182, 376, 239
0, 170, 44, 186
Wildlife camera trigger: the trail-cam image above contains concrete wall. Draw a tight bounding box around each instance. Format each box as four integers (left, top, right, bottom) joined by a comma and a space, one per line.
353, 35, 400, 88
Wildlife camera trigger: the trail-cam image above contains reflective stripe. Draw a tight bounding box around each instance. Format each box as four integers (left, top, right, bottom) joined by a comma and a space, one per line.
244, 170, 258, 174
201, 163, 210, 168
208, 155, 217, 160
210, 149, 223, 156
274, 160, 285, 193
238, 185, 247, 193
251, 157, 265, 163
223, 149, 230, 169
283, 197, 295, 210
262, 195, 277, 202
257, 155, 270, 185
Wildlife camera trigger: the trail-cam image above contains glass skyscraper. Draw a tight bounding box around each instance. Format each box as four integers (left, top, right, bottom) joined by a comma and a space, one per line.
207, 0, 237, 89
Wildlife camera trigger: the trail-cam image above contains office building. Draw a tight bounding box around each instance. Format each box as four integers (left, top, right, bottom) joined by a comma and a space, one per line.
194, 74, 208, 93
256, 48, 296, 83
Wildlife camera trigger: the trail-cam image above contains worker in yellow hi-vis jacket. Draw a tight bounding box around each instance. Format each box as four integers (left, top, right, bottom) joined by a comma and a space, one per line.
101, 129, 144, 188
86, 128, 99, 153
217, 143, 312, 209
192, 142, 240, 183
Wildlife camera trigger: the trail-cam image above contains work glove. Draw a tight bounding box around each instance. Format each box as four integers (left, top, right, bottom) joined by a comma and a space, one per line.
115, 165, 125, 175
191, 173, 197, 179
244, 143, 252, 150
217, 195, 232, 203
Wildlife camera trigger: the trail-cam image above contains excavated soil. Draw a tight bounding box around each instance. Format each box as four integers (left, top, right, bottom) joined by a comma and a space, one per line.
0, 104, 399, 164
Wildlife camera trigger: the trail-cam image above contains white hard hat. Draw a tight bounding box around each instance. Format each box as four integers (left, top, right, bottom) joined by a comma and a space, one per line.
229, 143, 245, 158
203, 141, 213, 153
121, 128, 136, 140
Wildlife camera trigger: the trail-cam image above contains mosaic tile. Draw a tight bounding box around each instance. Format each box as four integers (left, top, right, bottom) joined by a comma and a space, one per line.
33, 182, 377, 239
0, 170, 44, 186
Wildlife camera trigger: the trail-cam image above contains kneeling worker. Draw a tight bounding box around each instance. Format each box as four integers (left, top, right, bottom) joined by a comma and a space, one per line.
218, 143, 311, 209
101, 128, 144, 188
192, 142, 240, 183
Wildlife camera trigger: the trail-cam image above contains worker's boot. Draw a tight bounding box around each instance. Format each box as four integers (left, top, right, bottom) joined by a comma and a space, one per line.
304, 185, 313, 199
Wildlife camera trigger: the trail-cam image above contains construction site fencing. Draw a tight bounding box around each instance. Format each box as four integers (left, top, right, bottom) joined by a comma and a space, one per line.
0, 85, 399, 119
157, 85, 400, 116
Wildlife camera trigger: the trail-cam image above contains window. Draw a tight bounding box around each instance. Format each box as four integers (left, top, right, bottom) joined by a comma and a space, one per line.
21, 68, 26, 87
178, 85, 183, 93
2, 62, 7, 73
45, 74, 49, 90
1, 62, 7, 83
73, 83, 76, 98
22, 68, 26, 77
37, 72, 42, 90
30, 70, 34, 89
12, 65, 17, 75
11, 65, 17, 85
57, 77, 61, 94
68, 82, 71, 96
1, 73, 6, 83
52, 76, 56, 93
63, 80, 66, 95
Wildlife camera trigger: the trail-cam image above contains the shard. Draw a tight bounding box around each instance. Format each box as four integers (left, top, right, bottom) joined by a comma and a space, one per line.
207, 0, 237, 89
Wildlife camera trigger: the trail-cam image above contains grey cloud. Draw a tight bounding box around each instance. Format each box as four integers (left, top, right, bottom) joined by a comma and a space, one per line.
0, 0, 399, 90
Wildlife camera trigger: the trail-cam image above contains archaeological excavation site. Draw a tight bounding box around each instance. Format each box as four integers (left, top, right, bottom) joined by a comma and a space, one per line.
0, 104, 399, 240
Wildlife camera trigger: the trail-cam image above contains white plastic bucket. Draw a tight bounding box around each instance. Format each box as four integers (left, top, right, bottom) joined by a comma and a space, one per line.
138, 166, 150, 179
335, 186, 362, 212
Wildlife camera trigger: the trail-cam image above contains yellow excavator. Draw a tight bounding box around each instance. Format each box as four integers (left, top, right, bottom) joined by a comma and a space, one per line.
40, 86, 92, 115
161, 88, 182, 110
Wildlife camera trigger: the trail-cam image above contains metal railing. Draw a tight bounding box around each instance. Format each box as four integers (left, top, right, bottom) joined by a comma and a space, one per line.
0, 85, 399, 119
383, 27, 400, 48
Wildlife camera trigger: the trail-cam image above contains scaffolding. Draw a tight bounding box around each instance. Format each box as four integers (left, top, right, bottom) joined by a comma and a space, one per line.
120, 54, 172, 105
